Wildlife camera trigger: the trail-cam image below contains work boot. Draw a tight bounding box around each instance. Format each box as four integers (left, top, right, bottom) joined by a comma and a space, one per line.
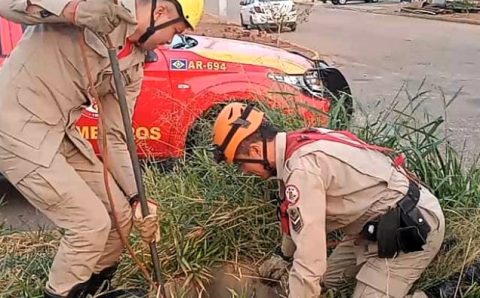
44, 285, 147, 298
86, 264, 148, 298
44, 281, 91, 298
87, 264, 119, 295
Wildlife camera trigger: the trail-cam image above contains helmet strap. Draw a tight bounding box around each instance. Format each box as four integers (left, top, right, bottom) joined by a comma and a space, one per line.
260, 123, 277, 175
262, 137, 275, 174
233, 137, 276, 176
217, 104, 256, 155
138, 0, 185, 44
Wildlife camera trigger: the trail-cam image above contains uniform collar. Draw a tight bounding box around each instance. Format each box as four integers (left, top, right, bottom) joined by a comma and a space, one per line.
274, 132, 287, 180
117, 39, 135, 59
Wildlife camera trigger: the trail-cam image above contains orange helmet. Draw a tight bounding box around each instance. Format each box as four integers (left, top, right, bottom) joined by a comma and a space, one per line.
212, 103, 265, 164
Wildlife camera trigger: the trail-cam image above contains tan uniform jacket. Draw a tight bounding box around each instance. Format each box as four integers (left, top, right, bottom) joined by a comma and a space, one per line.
0, 0, 145, 197
275, 129, 435, 297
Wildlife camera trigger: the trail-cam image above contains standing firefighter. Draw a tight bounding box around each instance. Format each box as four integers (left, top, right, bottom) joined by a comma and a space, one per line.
0, 0, 204, 297
212, 103, 445, 298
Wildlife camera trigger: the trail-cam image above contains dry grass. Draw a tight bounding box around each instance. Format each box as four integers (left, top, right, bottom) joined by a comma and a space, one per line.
421, 209, 480, 297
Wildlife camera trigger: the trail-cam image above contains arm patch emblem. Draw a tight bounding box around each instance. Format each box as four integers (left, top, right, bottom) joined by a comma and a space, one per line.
285, 185, 300, 205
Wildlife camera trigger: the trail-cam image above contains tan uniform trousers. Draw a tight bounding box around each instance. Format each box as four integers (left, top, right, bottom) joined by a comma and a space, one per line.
323, 188, 445, 298
2, 137, 132, 296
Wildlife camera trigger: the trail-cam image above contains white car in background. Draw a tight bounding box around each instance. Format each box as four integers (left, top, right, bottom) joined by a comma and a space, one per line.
240, 0, 298, 32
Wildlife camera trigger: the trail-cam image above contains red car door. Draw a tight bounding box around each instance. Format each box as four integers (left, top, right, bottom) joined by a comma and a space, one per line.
76, 48, 176, 159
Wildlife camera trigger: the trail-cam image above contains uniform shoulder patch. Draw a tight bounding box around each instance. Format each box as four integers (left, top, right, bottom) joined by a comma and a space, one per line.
288, 207, 304, 234
285, 185, 300, 205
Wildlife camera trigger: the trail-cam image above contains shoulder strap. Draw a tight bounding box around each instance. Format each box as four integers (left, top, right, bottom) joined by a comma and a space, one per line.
279, 200, 291, 236
285, 129, 395, 161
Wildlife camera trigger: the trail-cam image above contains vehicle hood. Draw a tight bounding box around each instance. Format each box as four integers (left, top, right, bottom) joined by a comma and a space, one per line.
190, 35, 313, 74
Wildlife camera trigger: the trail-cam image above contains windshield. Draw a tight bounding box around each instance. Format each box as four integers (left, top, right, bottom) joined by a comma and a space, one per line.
170, 34, 199, 50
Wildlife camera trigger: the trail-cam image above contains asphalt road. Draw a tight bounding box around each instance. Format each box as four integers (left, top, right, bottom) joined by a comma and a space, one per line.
0, 179, 53, 230
206, 0, 480, 153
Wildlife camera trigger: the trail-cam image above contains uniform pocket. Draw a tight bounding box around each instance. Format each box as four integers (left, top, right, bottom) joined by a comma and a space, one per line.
109, 68, 132, 95
17, 87, 62, 125
17, 170, 66, 212
14, 86, 63, 149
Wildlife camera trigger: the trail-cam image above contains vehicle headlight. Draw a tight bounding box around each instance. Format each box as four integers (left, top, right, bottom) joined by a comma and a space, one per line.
268, 71, 325, 96
304, 71, 323, 92
267, 73, 303, 89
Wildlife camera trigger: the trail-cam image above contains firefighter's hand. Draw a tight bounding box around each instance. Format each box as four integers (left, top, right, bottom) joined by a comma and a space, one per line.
72, 0, 137, 34
132, 200, 161, 244
258, 255, 290, 286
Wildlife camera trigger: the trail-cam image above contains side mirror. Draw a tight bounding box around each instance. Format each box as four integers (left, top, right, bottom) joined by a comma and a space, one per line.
145, 50, 158, 63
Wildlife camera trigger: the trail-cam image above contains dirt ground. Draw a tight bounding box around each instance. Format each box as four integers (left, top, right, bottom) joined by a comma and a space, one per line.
162, 264, 287, 298
356, 2, 480, 25
296, 0, 480, 25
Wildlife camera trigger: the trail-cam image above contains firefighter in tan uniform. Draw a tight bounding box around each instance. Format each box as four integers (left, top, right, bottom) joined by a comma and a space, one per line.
212, 103, 445, 298
0, 0, 204, 297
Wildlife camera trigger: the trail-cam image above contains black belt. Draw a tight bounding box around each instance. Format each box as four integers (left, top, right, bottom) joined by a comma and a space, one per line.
361, 181, 431, 258
398, 180, 421, 215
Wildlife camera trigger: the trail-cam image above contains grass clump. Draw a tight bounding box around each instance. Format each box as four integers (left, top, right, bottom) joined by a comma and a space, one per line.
1, 86, 479, 297
0, 230, 59, 297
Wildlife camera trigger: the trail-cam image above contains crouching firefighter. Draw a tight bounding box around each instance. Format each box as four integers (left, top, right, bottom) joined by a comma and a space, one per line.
211, 103, 445, 298
0, 0, 204, 297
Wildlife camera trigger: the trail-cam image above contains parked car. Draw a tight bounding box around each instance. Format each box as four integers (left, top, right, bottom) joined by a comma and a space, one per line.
240, 0, 298, 31
0, 17, 350, 163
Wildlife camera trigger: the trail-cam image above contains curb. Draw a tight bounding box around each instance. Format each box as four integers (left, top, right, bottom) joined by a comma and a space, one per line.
293, 0, 317, 5
203, 13, 322, 60
326, 6, 480, 25
395, 11, 480, 25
